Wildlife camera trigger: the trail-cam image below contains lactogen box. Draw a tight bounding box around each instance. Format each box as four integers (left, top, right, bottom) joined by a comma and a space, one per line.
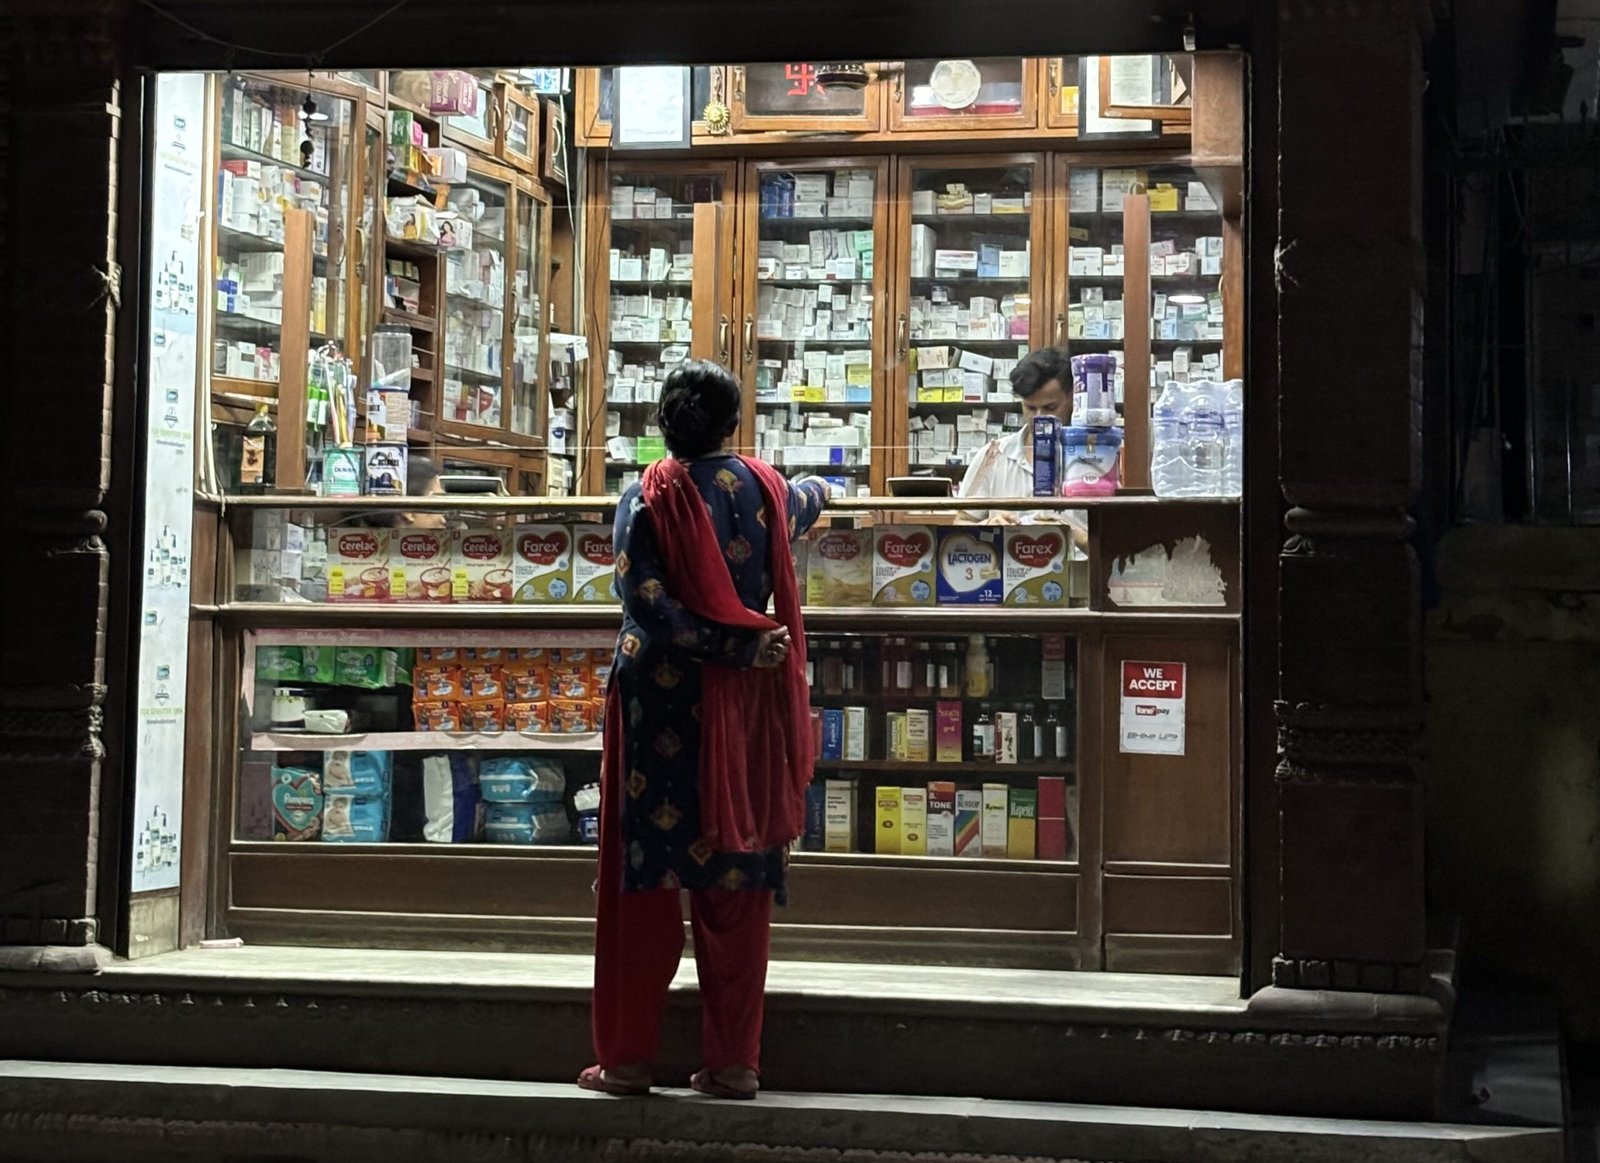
328, 527, 391, 601
512, 524, 573, 603
806, 529, 872, 607
390, 529, 453, 602
452, 528, 514, 603
1003, 527, 1069, 606
871, 525, 936, 606
572, 524, 618, 603
936, 527, 1003, 605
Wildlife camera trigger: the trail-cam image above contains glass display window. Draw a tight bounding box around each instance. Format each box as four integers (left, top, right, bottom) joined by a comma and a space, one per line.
730, 63, 882, 133
888, 58, 1039, 132
439, 166, 511, 436
740, 160, 891, 495
510, 179, 548, 440
894, 156, 1046, 483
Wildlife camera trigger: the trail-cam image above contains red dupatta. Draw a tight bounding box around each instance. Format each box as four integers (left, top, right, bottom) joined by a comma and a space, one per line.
630, 454, 813, 853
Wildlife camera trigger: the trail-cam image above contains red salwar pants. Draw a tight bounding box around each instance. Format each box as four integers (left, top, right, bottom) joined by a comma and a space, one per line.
592, 781, 773, 1073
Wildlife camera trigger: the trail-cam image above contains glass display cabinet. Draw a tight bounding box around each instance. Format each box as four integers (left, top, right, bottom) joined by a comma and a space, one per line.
892, 154, 1047, 483
739, 159, 892, 495
729, 63, 882, 133
888, 59, 1039, 133
587, 161, 738, 494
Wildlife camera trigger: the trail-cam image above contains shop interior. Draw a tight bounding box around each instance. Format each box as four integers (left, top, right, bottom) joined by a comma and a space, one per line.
137, 55, 1246, 976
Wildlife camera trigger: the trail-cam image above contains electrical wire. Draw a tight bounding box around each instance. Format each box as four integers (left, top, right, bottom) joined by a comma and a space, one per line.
139, 0, 414, 67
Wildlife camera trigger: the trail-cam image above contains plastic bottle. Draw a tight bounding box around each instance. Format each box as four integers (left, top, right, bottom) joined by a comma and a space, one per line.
1020, 704, 1039, 763
1182, 385, 1226, 498
964, 636, 991, 698
1221, 379, 1244, 499
1041, 705, 1062, 761
1151, 380, 1189, 498
974, 704, 996, 761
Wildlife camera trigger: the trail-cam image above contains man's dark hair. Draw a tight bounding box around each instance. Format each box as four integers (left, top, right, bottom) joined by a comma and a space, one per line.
1009, 346, 1071, 399
657, 359, 742, 459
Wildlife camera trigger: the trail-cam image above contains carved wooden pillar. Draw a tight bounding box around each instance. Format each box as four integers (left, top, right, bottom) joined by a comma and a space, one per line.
1272, 0, 1431, 993
0, 0, 129, 965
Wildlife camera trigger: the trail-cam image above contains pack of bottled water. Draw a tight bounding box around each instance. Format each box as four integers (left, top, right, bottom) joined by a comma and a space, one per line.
1151, 378, 1243, 499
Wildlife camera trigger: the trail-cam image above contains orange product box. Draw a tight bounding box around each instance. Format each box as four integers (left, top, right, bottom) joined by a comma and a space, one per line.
503, 658, 550, 702
414, 665, 464, 702
459, 663, 506, 703
469, 646, 515, 663
549, 698, 592, 734
418, 646, 467, 663
507, 701, 550, 733
414, 701, 463, 731
590, 697, 607, 732
550, 653, 593, 700
463, 702, 505, 732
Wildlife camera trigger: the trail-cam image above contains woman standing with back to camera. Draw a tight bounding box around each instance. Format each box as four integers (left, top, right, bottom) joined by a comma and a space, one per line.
579, 360, 829, 1100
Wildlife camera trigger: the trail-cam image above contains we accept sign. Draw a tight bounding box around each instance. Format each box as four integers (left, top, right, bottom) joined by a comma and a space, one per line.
1118, 661, 1187, 756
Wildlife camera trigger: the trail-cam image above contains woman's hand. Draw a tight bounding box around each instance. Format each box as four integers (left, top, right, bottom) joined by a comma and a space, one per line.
753, 626, 792, 668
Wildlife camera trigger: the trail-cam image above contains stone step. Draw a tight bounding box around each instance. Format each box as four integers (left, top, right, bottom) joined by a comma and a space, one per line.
0, 1060, 1563, 1163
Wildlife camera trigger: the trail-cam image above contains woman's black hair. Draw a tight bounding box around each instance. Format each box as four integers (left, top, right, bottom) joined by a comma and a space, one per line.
657, 359, 742, 459
1009, 346, 1072, 399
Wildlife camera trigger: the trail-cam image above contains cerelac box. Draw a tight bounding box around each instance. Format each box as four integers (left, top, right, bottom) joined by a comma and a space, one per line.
936, 527, 1003, 605
328, 527, 391, 601
513, 525, 573, 603
452, 528, 514, 603
807, 529, 873, 607
1003, 527, 1069, 606
572, 524, 618, 603
391, 529, 452, 602
872, 525, 936, 606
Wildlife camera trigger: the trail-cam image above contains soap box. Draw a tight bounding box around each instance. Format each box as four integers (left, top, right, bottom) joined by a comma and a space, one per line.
512, 524, 573, 603
391, 529, 453, 602
572, 524, 618, 603
807, 529, 873, 607
452, 528, 514, 603
1004, 527, 1069, 606
872, 525, 936, 606
328, 527, 391, 601
936, 528, 1004, 605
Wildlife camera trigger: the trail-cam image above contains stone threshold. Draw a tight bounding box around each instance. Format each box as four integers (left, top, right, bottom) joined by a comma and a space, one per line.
0, 1060, 1561, 1163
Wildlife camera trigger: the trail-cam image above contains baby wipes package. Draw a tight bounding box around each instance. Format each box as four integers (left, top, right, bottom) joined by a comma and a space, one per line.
321, 749, 393, 798
328, 527, 391, 601
512, 524, 573, 603
452, 527, 514, 602
1003, 527, 1069, 606
335, 646, 401, 689
391, 529, 453, 602
937, 528, 1004, 605
322, 793, 391, 843
872, 525, 936, 606
572, 524, 619, 603
806, 529, 873, 607
271, 766, 323, 841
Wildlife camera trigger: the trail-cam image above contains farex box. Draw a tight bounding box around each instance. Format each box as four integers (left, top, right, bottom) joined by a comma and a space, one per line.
872, 525, 936, 606
1003, 527, 1069, 606
572, 524, 618, 603
328, 527, 391, 601
513, 525, 573, 603
936, 528, 1003, 605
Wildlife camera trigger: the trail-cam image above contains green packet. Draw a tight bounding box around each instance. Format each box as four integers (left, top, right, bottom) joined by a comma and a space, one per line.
256, 646, 302, 681
334, 646, 400, 690
300, 646, 337, 684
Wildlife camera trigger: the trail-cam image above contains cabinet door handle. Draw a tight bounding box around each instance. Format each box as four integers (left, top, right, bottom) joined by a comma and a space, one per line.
1048, 59, 1061, 98
743, 314, 754, 363
1056, 312, 1066, 345
719, 315, 730, 365
893, 73, 904, 104
896, 313, 908, 360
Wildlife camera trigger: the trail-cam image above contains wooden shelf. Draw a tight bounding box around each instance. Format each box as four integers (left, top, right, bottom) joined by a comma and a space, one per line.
250, 729, 601, 753
221, 140, 334, 184
383, 308, 437, 332
218, 493, 1238, 515
815, 759, 1076, 777
386, 237, 444, 262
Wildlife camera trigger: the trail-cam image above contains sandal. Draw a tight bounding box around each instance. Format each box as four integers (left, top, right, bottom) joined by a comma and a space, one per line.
690, 1067, 759, 1100
577, 1064, 651, 1096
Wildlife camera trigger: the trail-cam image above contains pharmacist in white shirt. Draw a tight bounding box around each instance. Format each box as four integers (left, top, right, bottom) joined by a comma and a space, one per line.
957, 347, 1087, 545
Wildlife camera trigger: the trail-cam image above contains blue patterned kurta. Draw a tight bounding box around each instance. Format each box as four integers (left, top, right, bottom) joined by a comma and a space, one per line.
609, 455, 828, 900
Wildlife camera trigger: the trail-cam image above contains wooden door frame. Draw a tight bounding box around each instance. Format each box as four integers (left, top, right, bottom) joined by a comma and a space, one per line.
887, 59, 1042, 135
